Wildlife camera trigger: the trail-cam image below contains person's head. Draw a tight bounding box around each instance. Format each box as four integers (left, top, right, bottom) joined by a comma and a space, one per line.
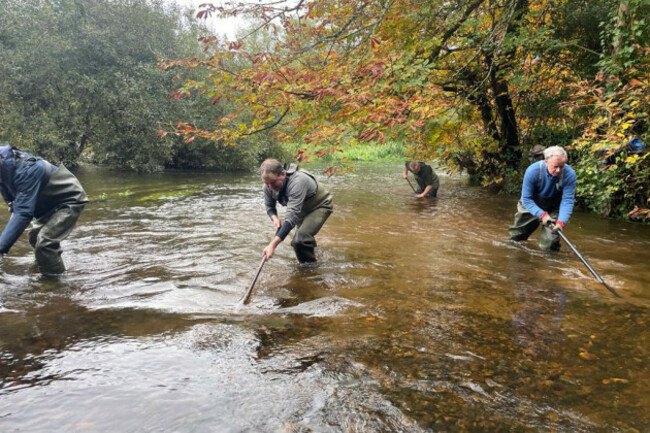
527, 145, 545, 163
543, 146, 568, 177
409, 161, 423, 173
260, 159, 286, 191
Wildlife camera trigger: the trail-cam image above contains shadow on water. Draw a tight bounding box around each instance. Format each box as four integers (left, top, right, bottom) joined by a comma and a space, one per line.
0, 163, 648, 431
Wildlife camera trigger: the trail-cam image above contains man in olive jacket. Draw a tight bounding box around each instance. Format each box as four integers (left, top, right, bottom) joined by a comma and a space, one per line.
0, 144, 87, 274
260, 159, 333, 263
403, 161, 439, 198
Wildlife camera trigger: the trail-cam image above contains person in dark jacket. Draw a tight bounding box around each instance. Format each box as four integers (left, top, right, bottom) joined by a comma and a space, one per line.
260, 159, 333, 263
0, 144, 88, 274
403, 161, 439, 198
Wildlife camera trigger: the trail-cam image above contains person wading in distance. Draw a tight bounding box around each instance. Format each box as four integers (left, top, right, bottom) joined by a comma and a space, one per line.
403, 161, 440, 198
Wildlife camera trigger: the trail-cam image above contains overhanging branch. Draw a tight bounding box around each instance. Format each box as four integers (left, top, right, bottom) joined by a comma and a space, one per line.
241, 106, 290, 135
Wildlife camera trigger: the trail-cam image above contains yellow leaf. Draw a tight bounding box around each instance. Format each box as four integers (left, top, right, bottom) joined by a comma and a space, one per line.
579, 348, 597, 360
602, 378, 629, 385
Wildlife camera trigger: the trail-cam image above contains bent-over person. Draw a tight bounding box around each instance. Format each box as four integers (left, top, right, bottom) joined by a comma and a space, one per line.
508, 146, 576, 251
260, 159, 333, 263
0, 144, 88, 274
403, 161, 439, 198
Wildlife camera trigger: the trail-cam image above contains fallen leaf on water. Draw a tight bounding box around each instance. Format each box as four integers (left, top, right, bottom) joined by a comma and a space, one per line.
579, 348, 597, 360
602, 378, 629, 385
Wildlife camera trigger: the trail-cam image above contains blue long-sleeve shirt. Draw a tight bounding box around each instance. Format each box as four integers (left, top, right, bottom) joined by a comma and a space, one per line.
520, 160, 576, 224
0, 159, 57, 254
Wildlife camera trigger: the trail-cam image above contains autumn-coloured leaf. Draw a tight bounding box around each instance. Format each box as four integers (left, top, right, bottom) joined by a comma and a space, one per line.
628, 78, 643, 87
602, 378, 629, 385
578, 348, 597, 360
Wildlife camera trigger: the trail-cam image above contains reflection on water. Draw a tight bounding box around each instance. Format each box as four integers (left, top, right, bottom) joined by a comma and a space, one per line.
1, 163, 648, 431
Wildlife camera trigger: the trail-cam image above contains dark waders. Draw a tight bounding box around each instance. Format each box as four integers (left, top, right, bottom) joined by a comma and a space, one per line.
508, 195, 562, 251
28, 165, 87, 274
291, 181, 333, 263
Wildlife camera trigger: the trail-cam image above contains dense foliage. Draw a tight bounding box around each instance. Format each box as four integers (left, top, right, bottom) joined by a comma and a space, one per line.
1, 0, 647, 218
0, 0, 285, 171
165, 0, 648, 219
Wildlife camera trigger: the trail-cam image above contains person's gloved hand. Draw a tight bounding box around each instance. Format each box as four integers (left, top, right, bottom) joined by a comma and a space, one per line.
540, 212, 554, 226
552, 220, 565, 232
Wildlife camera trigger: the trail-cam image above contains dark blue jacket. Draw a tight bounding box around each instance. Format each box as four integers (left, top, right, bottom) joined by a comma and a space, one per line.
0, 145, 58, 254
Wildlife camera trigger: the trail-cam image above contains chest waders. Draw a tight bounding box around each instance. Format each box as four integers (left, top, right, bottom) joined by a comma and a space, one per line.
508, 162, 564, 251
289, 170, 333, 263
28, 165, 88, 275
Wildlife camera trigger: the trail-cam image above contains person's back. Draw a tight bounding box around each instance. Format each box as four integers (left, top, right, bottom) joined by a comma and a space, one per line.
0, 144, 87, 274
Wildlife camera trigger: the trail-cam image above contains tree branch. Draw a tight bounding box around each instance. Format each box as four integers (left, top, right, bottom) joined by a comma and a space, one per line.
241, 106, 290, 135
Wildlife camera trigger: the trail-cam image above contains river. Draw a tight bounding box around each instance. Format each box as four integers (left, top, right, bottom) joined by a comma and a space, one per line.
0, 162, 648, 432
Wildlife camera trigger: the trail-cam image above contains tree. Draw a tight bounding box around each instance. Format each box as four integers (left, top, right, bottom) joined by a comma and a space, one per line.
165, 0, 648, 217
566, 0, 650, 219
0, 0, 211, 170
164, 0, 541, 182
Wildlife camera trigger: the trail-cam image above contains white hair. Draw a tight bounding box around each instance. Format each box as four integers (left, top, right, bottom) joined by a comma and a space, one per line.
543, 146, 568, 161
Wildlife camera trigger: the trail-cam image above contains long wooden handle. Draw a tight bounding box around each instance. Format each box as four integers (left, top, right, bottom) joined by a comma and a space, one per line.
239, 253, 267, 305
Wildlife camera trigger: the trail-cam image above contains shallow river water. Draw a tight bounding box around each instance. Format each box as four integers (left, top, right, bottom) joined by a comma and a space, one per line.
0, 162, 648, 432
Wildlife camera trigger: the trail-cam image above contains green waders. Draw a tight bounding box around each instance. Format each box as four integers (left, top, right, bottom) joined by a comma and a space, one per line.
290, 179, 333, 263
28, 165, 87, 274
508, 195, 562, 251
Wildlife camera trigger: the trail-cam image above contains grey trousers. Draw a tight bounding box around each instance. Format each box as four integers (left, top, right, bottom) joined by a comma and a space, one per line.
508, 201, 560, 251
28, 203, 85, 274
291, 205, 333, 263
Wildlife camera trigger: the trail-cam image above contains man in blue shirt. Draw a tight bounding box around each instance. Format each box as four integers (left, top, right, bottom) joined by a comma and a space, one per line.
0, 145, 87, 274
508, 146, 577, 251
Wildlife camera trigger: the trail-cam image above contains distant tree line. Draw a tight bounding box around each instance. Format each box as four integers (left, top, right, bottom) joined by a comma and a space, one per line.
0, 0, 285, 171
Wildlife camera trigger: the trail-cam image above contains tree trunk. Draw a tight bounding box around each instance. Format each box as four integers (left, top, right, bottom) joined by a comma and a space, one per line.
612, 0, 630, 57
488, 59, 521, 169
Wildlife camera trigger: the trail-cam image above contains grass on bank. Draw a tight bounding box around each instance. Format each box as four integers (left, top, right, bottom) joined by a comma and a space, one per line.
282, 141, 407, 162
